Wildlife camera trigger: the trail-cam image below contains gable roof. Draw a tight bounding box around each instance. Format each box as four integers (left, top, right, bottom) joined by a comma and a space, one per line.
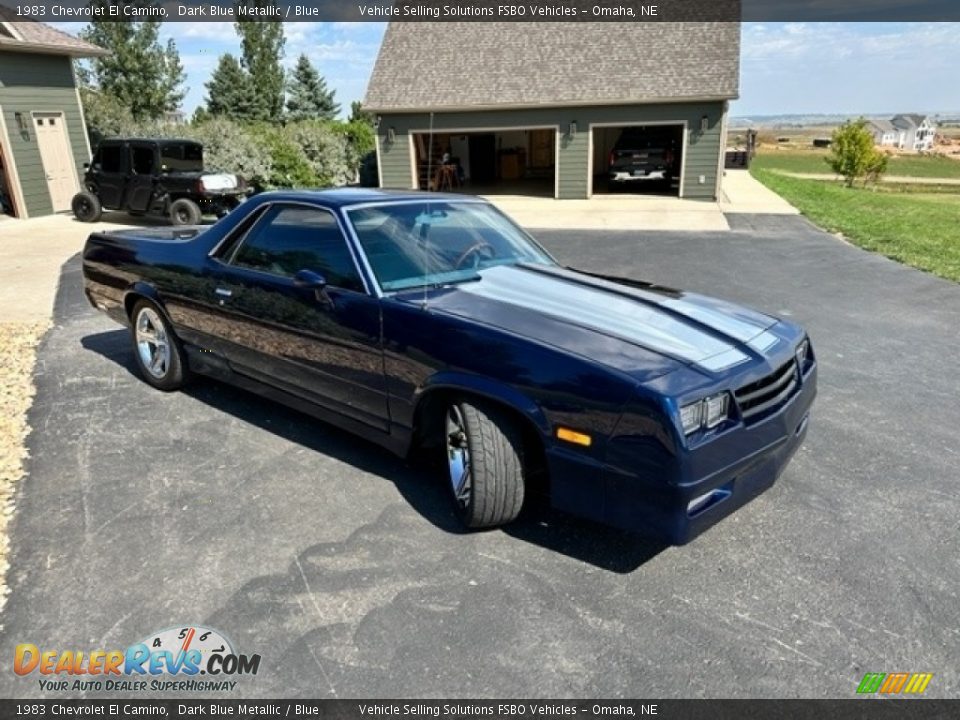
892, 114, 928, 129
0, 11, 108, 57
364, 22, 740, 113
867, 118, 896, 134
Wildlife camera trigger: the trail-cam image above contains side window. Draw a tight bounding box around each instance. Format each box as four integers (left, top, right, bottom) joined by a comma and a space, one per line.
99, 145, 124, 173
130, 146, 155, 175
230, 205, 365, 292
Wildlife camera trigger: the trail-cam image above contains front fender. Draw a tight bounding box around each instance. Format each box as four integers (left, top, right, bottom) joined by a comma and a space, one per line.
413, 370, 553, 437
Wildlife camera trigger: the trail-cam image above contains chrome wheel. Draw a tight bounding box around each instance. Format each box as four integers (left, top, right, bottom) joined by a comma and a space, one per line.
446, 405, 472, 508
135, 307, 171, 379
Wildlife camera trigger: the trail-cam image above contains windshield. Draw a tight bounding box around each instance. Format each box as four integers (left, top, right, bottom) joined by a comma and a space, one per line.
160, 143, 203, 172
345, 201, 556, 291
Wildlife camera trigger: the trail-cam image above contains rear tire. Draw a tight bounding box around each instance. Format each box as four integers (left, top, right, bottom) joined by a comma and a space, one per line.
169, 198, 202, 226
129, 299, 189, 391
444, 398, 526, 528
72, 191, 102, 222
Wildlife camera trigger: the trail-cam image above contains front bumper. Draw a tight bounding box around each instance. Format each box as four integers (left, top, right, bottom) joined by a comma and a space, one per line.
548, 363, 817, 545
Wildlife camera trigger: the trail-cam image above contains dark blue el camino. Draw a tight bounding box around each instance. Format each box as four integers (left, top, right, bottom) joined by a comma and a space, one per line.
82, 188, 816, 544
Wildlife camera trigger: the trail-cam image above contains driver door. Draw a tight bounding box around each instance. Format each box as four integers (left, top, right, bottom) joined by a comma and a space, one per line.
208, 203, 389, 431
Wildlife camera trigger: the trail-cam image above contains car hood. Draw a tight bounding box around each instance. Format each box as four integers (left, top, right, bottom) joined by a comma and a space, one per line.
397, 264, 782, 382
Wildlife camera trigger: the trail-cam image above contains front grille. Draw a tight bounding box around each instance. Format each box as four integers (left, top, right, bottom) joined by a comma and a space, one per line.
735, 359, 798, 423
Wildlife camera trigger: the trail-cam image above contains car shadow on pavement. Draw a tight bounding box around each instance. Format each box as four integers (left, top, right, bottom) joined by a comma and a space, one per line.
81, 328, 665, 573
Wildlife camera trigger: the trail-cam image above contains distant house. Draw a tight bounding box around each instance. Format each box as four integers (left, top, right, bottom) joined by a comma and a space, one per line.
365, 22, 740, 201
0, 12, 107, 218
867, 114, 937, 152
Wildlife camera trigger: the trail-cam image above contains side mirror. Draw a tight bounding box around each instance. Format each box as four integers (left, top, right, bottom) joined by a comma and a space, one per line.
83, 162, 90, 170
293, 269, 327, 290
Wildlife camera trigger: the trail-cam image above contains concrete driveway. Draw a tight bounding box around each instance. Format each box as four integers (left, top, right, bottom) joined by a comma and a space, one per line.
1, 215, 958, 698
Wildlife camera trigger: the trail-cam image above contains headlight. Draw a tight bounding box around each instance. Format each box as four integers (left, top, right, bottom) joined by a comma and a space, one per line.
679, 402, 704, 435
704, 393, 729, 428
795, 338, 810, 369
679, 393, 730, 435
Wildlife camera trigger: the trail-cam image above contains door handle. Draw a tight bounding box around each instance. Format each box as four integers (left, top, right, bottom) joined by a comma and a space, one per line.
214, 287, 233, 304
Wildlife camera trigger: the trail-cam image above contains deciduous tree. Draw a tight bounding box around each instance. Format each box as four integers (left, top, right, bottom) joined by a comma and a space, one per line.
79, 7, 185, 120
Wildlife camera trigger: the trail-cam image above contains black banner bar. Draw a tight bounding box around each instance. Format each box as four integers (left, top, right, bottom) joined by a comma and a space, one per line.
2, 700, 960, 719
1, 0, 960, 22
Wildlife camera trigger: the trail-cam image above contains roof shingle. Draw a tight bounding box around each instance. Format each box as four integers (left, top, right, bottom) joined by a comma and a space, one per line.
365, 21, 740, 112
0, 10, 107, 57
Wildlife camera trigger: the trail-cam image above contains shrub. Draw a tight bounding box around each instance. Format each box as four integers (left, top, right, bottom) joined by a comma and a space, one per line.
283, 121, 352, 186
184, 118, 273, 190
259, 124, 320, 190
827, 119, 889, 187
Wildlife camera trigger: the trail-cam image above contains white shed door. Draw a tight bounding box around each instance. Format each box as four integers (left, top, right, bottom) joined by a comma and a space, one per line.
34, 113, 78, 212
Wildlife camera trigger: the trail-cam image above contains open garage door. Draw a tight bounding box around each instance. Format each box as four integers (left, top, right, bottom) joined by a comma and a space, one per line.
591, 124, 683, 196
413, 129, 557, 197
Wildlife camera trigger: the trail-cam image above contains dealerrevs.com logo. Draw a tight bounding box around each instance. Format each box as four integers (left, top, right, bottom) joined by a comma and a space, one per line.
14, 625, 261, 693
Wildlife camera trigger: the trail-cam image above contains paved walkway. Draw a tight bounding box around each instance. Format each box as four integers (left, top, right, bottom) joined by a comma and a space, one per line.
718, 169, 800, 215
0, 215, 136, 323
485, 193, 730, 231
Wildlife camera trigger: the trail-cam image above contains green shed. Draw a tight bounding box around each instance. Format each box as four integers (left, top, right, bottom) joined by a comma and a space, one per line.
364, 22, 740, 201
0, 14, 106, 219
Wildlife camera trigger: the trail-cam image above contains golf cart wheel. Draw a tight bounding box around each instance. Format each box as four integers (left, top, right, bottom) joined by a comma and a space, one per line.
169, 198, 202, 226
130, 299, 189, 391
72, 191, 102, 223
445, 398, 526, 528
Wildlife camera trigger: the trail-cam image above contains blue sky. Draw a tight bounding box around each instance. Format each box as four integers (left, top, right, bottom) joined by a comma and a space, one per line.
53, 22, 960, 119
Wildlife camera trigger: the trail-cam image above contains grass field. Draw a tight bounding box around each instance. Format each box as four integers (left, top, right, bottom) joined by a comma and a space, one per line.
752, 169, 960, 282
752, 148, 960, 179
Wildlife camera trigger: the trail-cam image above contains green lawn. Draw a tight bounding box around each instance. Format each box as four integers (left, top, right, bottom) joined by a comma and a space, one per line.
752, 150, 960, 179
751, 169, 960, 282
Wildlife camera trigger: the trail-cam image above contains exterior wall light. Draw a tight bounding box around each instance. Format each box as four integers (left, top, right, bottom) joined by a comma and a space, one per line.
700, 115, 709, 132
569, 121, 577, 138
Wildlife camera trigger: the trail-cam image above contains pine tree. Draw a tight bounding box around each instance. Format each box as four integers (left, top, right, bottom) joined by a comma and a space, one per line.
349, 101, 374, 125
79, 6, 186, 120
235, 5, 286, 121
204, 54, 258, 122
286, 55, 340, 121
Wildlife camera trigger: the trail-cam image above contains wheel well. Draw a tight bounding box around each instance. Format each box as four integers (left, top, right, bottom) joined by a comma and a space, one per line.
124, 292, 166, 323
412, 389, 550, 497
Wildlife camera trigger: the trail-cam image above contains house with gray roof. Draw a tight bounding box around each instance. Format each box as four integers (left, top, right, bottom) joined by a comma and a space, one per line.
364, 22, 740, 200
867, 114, 937, 152
0, 13, 106, 218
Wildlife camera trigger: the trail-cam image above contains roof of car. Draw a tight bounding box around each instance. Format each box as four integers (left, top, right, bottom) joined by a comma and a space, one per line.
252, 188, 483, 209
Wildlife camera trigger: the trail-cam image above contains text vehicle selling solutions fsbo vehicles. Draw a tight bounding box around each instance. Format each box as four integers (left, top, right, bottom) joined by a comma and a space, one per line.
81, 189, 816, 544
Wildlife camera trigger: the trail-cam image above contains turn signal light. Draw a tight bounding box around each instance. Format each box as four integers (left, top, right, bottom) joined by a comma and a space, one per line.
557, 427, 592, 447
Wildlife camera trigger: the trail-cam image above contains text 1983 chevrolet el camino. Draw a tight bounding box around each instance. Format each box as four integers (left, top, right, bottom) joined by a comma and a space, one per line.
82, 189, 816, 544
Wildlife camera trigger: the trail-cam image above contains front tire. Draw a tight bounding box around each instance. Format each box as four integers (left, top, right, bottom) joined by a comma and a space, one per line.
169, 198, 202, 226
445, 398, 526, 528
72, 191, 102, 222
130, 300, 189, 391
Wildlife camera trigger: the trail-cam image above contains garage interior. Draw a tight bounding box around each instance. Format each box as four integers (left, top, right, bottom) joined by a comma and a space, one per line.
413, 129, 556, 197
591, 124, 684, 197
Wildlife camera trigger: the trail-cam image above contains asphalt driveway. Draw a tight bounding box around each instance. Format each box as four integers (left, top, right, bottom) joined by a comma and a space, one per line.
2, 215, 958, 698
